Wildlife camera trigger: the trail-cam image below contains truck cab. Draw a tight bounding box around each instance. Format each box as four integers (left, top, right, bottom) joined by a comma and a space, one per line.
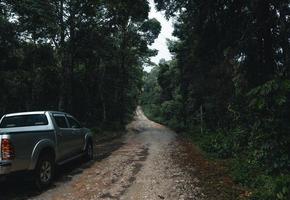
0, 111, 93, 189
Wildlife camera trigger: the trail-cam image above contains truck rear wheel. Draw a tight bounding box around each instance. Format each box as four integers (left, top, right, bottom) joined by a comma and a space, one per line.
34, 153, 55, 190
85, 141, 94, 161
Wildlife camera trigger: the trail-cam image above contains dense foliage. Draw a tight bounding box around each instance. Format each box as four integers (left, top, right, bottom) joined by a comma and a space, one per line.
141, 0, 290, 199
0, 0, 160, 127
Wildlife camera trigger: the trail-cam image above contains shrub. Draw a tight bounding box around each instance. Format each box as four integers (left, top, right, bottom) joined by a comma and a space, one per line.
198, 127, 248, 159
251, 175, 290, 200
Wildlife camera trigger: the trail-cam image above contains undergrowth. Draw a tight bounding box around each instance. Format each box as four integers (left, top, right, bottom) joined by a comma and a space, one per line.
187, 127, 290, 200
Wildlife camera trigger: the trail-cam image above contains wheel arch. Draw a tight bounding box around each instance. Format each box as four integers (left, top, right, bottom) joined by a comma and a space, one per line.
29, 139, 56, 170
84, 133, 93, 151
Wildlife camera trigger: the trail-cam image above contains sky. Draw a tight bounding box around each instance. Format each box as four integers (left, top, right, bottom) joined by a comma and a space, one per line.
145, 0, 176, 72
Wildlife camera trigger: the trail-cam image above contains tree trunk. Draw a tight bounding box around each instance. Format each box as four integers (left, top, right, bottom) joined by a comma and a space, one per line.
119, 22, 129, 124
58, 0, 66, 111
99, 61, 107, 123
256, 0, 275, 83
280, 5, 290, 76
58, 0, 74, 112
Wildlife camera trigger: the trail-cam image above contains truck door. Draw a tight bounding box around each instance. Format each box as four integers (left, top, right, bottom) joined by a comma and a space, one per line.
66, 115, 84, 153
52, 114, 75, 160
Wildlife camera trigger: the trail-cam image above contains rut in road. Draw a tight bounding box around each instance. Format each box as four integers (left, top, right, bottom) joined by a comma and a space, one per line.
5, 108, 206, 200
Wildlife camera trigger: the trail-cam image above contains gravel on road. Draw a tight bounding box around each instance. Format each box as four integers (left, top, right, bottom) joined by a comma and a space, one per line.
1, 108, 244, 200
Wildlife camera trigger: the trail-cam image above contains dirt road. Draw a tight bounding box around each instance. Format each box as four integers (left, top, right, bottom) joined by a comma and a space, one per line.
0, 108, 241, 200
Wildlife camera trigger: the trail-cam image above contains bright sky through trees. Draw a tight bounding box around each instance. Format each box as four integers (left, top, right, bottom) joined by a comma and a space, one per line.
146, 0, 175, 72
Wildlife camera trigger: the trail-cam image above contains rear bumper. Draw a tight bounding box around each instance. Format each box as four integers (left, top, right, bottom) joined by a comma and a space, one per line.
0, 161, 12, 175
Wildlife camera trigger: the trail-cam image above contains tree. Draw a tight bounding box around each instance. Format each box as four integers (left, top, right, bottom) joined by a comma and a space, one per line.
0, 0, 161, 128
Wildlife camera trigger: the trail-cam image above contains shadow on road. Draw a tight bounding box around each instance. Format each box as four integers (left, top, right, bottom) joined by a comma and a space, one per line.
0, 137, 125, 200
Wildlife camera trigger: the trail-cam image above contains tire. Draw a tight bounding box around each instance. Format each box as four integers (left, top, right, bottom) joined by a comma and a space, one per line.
34, 153, 55, 190
85, 141, 94, 161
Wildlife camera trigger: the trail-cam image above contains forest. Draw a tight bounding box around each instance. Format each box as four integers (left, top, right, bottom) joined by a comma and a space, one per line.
1, 0, 290, 199
0, 0, 161, 128
141, 0, 290, 199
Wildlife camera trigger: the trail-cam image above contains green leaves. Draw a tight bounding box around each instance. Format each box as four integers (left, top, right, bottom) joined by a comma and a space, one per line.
140, 18, 161, 45
247, 79, 290, 111
252, 175, 290, 200
0, 0, 161, 126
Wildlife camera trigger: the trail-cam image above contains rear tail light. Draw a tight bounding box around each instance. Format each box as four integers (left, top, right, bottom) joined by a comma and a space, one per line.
1, 139, 15, 160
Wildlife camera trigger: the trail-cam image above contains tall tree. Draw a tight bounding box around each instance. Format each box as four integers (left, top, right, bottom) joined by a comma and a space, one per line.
0, 0, 161, 127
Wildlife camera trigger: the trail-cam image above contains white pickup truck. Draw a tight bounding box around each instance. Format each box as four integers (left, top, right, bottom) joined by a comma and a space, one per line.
0, 111, 94, 189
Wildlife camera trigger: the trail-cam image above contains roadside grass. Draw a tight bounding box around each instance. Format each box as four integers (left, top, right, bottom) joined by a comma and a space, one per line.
176, 134, 249, 200
182, 129, 254, 200
184, 127, 290, 200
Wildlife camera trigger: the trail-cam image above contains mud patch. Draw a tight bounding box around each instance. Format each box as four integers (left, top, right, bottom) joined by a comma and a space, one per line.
171, 138, 247, 200
136, 146, 149, 161
100, 192, 116, 199
132, 163, 143, 176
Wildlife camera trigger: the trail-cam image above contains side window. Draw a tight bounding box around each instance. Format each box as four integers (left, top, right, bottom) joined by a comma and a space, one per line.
67, 116, 81, 128
53, 115, 68, 128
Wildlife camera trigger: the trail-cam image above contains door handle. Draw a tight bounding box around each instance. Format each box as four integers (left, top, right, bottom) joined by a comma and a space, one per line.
72, 129, 78, 134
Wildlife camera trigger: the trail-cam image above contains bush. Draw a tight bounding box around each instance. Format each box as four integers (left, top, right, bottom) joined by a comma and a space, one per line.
251, 175, 290, 200
197, 127, 248, 159
230, 158, 252, 185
